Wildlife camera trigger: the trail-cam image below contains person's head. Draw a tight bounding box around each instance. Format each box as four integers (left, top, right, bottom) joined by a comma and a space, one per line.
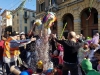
81, 58, 93, 73
76, 35, 80, 39
17, 35, 20, 40
94, 49, 100, 60
83, 42, 89, 49
95, 33, 99, 36
89, 43, 98, 49
20, 32, 26, 40
11, 31, 19, 40
67, 31, 76, 40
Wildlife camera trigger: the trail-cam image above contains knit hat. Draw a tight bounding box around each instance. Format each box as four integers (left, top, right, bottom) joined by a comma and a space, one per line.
81, 58, 93, 71
20, 32, 25, 35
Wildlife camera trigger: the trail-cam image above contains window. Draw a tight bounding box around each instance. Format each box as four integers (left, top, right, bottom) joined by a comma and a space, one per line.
32, 13, 35, 17
94, 12, 98, 24
17, 13, 18, 16
13, 15, 15, 18
39, 2, 45, 12
49, 0, 57, 5
24, 11, 27, 16
24, 19, 27, 23
81, 30, 83, 35
51, 0, 57, 4
24, 26, 27, 34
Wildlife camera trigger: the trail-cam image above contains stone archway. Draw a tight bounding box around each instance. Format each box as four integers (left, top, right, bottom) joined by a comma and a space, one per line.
62, 13, 74, 31
81, 8, 98, 37
62, 13, 74, 38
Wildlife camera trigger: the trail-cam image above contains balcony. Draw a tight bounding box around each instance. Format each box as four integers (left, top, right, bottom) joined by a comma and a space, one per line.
23, 15, 29, 19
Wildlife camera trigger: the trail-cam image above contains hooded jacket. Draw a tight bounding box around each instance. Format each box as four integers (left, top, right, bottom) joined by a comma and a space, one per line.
81, 59, 100, 75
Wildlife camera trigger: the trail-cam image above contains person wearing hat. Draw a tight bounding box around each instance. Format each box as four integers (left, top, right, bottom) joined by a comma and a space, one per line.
19, 32, 27, 63
20, 32, 26, 40
78, 42, 90, 64
3, 31, 36, 74
81, 58, 100, 75
78, 42, 90, 75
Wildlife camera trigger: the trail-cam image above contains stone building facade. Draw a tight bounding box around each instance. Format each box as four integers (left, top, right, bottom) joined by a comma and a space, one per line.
1, 10, 12, 36
12, 8, 36, 33
36, 0, 100, 38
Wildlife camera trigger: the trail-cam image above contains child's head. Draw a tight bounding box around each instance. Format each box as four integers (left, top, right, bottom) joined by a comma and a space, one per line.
83, 42, 89, 49
53, 50, 59, 56
94, 49, 100, 60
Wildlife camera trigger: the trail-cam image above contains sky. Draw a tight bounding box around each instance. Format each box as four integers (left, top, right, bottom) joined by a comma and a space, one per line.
0, 0, 36, 13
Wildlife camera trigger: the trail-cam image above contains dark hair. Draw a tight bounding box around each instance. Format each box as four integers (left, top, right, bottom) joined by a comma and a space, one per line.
11, 31, 19, 36
94, 49, 100, 54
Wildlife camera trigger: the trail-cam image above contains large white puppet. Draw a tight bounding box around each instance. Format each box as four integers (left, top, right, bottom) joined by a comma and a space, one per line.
35, 29, 53, 71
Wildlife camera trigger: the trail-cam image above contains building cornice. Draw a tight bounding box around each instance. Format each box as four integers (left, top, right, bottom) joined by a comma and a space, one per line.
23, 8, 36, 12
12, 8, 36, 15
58, 0, 84, 10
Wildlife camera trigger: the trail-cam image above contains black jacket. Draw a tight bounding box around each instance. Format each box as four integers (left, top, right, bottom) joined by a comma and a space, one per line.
49, 38, 57, 53
55, 39, 83, 63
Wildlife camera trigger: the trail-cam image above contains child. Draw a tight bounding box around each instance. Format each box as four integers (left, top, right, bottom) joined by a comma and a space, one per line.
50, 50, 59, 67
57, 43, 64, 64
78, 42, 90, 63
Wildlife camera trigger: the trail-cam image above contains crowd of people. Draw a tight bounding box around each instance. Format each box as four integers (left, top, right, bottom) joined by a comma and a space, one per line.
0, 29, 100, 75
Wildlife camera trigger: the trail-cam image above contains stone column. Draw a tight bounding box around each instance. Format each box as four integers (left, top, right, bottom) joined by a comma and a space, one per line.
57, 18, 63, 38
74, 15, 81, 34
